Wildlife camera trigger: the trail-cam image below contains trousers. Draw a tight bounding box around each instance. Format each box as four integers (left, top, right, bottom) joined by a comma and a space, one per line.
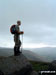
14, 40, 21, 56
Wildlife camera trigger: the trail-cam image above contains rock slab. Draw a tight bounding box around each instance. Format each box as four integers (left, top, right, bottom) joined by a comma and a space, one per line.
0, 53, 38, 75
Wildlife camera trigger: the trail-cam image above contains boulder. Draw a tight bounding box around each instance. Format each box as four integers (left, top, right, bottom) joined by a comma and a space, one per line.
0, 53, 38, 75
48, 60, 56, 70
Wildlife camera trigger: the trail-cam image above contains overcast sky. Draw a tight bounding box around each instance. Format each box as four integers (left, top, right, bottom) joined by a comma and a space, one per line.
0, 0, 56, 48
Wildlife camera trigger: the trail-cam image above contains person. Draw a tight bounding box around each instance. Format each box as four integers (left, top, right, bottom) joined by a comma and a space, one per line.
14, 20, 24, 56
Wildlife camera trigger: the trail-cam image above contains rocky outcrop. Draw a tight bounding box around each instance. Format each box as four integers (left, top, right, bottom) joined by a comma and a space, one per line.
0, 53, 38, 75
48, 60, 56, 71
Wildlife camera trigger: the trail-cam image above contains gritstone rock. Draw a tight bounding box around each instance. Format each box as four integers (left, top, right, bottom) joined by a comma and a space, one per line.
0, 53, 38, 75
48, 60, 56, 71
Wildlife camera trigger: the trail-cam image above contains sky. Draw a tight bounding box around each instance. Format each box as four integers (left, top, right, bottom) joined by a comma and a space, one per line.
0, 0, 56, 48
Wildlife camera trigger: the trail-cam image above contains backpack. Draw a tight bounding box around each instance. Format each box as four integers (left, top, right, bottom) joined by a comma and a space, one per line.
10, 25, 16, 34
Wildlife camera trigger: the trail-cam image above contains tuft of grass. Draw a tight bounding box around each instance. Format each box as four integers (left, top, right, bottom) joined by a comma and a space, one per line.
29, 60, 50, 71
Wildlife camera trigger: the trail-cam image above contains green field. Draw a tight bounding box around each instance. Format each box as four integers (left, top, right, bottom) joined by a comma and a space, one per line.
29, 60, 50, 72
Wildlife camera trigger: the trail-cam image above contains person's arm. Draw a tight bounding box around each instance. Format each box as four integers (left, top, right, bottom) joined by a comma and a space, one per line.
17, 31, 24, 35
15, 25, 24, 34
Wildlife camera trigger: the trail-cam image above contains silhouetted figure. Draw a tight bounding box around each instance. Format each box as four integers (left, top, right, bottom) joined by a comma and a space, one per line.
10, 20, 24, 56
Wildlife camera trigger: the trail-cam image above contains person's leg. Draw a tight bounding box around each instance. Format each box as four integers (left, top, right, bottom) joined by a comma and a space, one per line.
16, 40, 21, 55
14, 46, 17, 56
14, 45, 20, 56
18, 40, 21, 51
14, 40, 22, 56
14, 41, 19, 56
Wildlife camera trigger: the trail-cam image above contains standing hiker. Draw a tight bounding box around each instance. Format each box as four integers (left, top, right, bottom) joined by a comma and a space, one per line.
10, 20, 24, 56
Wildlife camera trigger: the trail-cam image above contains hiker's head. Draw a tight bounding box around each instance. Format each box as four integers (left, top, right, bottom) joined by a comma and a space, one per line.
17, 20, 21, 26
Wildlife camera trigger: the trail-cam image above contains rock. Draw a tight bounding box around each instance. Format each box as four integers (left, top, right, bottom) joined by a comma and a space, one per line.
31, 71, 38, 75
52, 60, 56, 64
0, 53, 38, 75
0, 70, 4, 75
48, 60, 56, 70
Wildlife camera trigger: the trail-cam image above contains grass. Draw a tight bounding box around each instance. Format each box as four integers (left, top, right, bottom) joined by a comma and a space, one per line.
29, 60, 50, 72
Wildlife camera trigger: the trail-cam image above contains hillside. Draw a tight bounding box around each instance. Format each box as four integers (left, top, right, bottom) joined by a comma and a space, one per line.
29, 60, 50, 72
32, 47, 56, 62
0, 48, 47, 62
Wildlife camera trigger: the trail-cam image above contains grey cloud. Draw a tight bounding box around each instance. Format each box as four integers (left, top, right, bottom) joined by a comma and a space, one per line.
0, 0, 56, 47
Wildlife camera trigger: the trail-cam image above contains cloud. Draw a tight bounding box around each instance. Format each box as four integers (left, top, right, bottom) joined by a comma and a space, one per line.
0, 0, 56, 48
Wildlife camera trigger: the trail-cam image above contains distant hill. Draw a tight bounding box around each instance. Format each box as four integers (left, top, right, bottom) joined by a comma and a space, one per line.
22, 50, 47, 62
0, 47, 13, 56
0, 47, 47, 62
32, 47, 56, 62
